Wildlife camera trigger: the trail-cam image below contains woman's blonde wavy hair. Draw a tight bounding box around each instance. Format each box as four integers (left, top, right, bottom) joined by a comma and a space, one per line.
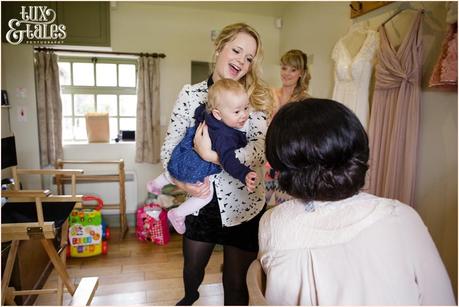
281, 49, 311, 102
213, 23, 274, 117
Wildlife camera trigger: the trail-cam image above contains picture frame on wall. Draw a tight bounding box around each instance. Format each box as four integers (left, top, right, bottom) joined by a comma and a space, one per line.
1, 90, 9, 106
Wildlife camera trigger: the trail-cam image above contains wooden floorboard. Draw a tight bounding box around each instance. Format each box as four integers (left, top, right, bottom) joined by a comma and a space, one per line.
34, 229, 224, 306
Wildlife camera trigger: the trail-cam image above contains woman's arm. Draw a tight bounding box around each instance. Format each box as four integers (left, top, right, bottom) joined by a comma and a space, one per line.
193, 122, 220, 165
234, 111, 268, 169
401, 206, 456, 305
160, 85, 193, 170
172, 176, 211, 198
160, 84, 210, 197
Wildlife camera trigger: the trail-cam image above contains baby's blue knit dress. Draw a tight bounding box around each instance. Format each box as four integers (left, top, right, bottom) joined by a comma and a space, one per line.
167, 105, 221, 183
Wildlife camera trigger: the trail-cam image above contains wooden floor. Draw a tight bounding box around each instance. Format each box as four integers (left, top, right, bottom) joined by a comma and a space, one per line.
34, 229, 224, 306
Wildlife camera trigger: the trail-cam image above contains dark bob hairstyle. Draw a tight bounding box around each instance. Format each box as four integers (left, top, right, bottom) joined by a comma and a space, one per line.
265, 98, 369, 202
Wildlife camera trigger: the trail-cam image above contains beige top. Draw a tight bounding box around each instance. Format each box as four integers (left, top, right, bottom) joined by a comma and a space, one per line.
270, 87, 311, 119
271, 87, 284, 116
258, 193, 455, 305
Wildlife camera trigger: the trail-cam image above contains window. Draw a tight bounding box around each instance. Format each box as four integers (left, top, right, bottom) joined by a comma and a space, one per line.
58, 56, 137, 143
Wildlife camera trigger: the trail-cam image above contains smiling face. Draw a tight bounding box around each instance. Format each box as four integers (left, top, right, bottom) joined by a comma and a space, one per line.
212, 32, 257, 82
212, 90, 250, 129
280, 64, 303, 88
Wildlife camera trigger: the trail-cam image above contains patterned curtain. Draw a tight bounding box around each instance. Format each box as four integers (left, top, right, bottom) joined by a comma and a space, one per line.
34, 51, 63, 167
135, 55, 161, 163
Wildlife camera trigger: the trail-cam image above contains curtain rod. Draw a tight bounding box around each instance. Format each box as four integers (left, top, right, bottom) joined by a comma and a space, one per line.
34, 47, 166, 58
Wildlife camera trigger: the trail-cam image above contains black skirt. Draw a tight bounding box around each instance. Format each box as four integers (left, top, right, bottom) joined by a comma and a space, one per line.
184, 191, 265, 253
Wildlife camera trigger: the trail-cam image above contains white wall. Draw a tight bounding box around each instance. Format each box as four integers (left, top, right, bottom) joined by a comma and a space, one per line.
279, 2, 349, 98
110, 2, 281, 126
280, 1, 457, 297
1, 44, 41, 188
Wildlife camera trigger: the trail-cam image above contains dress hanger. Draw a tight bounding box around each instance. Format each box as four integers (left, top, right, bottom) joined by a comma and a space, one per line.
341, 21, 371, 59
382, 7, 424, 26
343, 21, 369, 43
346, 20, 370, 36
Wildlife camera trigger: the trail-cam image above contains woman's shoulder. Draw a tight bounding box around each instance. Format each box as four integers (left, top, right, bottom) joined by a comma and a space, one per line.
260, 199, 304, 228
179, 80, 207, 94
175, 81, 208, 111
271, 87, 282, 101
348, 193, 427, 232
271, 87, 281, 95
356, 193, 418, 216
190, 80, 208, 91
259, 193, 416, 251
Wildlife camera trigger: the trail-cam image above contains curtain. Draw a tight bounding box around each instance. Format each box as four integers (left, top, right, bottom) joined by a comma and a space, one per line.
135, 55, 161, 163
34, 51, 63, 167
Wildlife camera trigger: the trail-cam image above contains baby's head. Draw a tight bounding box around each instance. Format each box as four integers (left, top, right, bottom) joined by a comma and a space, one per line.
207, 79, 250, 129
266, 98, 369, 202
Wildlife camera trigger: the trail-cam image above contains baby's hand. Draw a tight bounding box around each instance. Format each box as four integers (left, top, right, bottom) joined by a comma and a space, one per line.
245, 171, 257, 192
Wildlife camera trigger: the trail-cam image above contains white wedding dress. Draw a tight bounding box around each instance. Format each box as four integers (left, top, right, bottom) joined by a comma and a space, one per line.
332, 28, 379, 130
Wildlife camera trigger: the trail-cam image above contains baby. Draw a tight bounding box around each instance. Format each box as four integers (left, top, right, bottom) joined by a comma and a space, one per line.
147, 79, 257, 234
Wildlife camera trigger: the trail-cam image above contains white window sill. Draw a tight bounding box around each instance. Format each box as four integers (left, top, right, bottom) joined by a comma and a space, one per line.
64, 140, 135, 146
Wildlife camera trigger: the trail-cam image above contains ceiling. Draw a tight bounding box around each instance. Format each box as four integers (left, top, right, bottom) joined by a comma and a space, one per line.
150, 1, 295, 17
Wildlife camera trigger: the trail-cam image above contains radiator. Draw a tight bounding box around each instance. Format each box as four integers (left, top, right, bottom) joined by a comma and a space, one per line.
60, 171, 138, 214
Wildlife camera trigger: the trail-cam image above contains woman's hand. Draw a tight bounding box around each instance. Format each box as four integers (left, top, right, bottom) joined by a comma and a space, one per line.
245, 171, 257, 192
173, 177, 211, 198
194, 122, 220, 164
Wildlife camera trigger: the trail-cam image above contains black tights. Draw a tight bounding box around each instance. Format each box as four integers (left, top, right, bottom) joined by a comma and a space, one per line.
177, 236, 257, 305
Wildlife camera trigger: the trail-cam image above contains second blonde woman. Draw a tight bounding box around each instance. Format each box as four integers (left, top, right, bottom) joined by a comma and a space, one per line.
271, 49, 311, 114
266, 49, 311, 206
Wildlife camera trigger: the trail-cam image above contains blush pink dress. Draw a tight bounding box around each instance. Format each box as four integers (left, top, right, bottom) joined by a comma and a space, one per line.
367, 10, 423, 206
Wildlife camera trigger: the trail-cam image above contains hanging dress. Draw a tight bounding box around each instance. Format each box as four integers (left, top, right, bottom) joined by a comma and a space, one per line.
428, 22, 457, 89
332, 29, 378, 130
367, 10, 423, 206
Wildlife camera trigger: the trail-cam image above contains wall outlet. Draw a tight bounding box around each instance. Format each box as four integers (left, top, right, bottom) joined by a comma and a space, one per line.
17, 105, 27, 122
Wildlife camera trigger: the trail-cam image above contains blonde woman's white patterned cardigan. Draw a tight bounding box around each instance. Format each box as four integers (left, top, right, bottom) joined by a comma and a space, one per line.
161, 80, 267, 227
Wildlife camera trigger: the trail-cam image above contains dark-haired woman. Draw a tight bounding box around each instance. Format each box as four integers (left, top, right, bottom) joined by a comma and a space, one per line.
258, 98, 455, 305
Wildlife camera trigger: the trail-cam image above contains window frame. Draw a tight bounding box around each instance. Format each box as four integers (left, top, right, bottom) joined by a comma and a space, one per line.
58, 56, 138, 143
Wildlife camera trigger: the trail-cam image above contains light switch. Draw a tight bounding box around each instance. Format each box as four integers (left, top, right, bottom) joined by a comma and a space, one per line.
16, 87, 27, 98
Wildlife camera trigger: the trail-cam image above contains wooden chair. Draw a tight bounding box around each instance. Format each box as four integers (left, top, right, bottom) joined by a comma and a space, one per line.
55, 159, 129, 239
246, 259, 267, 306
1, 136, 99, 305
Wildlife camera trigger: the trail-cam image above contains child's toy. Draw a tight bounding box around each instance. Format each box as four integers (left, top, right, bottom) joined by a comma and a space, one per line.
67, 195, 110, 257
136, 203, 170, 245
